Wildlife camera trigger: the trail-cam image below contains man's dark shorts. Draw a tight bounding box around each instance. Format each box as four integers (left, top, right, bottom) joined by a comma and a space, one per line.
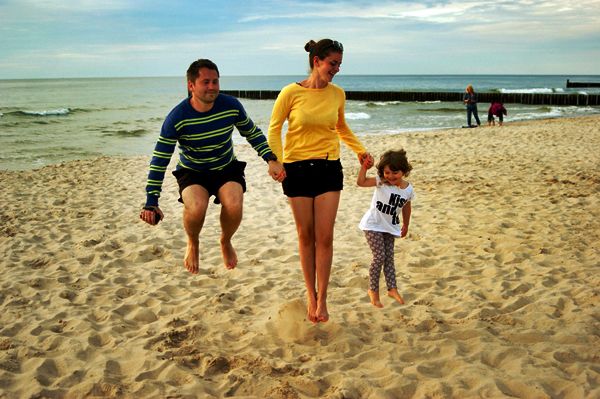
172, 160, 247, 204
282, 159, 343, 198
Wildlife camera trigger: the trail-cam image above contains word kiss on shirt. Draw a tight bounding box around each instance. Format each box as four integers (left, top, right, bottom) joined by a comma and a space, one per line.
375, 193, 407, 225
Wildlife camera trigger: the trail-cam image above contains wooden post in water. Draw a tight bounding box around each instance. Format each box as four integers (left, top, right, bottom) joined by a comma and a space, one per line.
220, 90, 600, 106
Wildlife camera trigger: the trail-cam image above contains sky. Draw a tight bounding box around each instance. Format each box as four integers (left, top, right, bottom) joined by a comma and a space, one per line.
1, 0, 599, 79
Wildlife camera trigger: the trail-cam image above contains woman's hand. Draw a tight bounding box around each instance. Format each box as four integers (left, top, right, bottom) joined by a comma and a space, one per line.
268, 161, 286, 182
359, 152, 374, 169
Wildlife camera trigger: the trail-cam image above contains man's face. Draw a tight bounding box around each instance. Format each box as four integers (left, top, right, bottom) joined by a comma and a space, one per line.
188, 68, 219, 104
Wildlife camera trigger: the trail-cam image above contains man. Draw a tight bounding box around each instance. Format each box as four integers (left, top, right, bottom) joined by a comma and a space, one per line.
140, 59, 285, 274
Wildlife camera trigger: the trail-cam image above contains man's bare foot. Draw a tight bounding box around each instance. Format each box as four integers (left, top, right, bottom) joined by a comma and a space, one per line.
184, 241, 199, 274
316, 299, 329, 323
388, 288, 405, 304
306, 292, 318, 324
220, 239, 237, 270
368, 290, 384, 308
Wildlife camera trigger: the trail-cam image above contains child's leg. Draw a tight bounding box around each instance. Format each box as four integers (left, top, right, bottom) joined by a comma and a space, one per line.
364, 230, 385, 308
383, 234, 404, 304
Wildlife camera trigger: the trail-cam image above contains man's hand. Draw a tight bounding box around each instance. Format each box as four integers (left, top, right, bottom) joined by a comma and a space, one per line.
140, 206, 163, 225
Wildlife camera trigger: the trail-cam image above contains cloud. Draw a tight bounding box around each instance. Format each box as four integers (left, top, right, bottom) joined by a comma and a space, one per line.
0, 0, 599, 77
14, 0, 137, 13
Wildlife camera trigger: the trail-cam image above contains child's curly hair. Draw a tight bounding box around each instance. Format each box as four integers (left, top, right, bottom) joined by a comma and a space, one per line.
377, 149, 412, 179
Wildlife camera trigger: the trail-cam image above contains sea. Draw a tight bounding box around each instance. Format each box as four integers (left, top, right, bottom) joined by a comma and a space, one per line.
1, 75, 600, 170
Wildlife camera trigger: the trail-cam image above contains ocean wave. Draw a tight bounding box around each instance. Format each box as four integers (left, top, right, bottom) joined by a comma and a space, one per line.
417, 107, 460, 113
364, 101, 403, 107
2, 107, 103, 118
498, 88, 564, 94
102, 128, 149, 137
364, 100, 443, 107
346, 112, 371, 120
11, 108, 71, 116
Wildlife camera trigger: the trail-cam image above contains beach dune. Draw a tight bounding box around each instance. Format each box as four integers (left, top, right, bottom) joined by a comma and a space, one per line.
1, 116, 599, 398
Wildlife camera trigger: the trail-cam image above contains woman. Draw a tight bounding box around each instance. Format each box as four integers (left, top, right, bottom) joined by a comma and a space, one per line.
463, 84, 481, 127
268, 39, 372, 323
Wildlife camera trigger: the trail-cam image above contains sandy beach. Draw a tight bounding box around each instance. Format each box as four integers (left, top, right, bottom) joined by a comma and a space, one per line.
1, 115, 598, 398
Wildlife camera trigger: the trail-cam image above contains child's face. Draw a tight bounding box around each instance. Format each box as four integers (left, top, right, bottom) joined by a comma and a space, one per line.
383, 165, 404, 185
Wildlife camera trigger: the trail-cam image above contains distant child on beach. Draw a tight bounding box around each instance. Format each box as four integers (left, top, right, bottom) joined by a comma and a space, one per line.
357, 149, 414, 308
488, 101, 507, 126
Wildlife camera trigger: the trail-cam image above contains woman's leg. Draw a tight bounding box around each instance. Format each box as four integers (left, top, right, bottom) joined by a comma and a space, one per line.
288, 196, 318, 323
473, 106, 481, 126
313, 191, 341, 322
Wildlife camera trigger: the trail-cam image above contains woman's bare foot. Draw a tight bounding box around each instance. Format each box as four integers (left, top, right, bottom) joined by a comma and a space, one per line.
368, 290, 384, 308
306, 292, 318, 324
316, 298, 329, 322
388, 288, 405, 304
220, 239, 238, 270
184, 241, 199, 274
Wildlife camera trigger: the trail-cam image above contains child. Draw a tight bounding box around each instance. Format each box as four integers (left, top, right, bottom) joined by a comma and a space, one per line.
487, 101, 507, 126
357, 149, 414, 308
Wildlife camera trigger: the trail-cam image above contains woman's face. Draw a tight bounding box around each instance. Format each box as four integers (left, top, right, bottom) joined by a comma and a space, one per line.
313, 51, 343, 82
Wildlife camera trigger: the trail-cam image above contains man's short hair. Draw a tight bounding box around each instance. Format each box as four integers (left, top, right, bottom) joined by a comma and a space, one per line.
187, 59, 220, 82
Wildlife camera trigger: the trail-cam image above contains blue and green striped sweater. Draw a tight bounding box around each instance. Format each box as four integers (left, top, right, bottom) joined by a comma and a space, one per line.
145, 94, 273, 207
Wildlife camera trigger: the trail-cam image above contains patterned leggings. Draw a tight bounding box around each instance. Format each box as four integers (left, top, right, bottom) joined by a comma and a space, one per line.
364, 230, 397, 291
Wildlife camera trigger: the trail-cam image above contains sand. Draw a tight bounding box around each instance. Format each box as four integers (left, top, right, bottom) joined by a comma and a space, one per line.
1, 115, 599, 398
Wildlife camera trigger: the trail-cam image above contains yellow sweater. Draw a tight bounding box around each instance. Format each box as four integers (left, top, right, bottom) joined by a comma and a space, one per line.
267, 82, 366, 163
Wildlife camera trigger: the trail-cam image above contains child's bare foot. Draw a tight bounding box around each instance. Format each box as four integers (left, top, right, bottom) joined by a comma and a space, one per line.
184, 240, 199, 274
368, 290, 384, 308
306, 292, 318, 324
316, 298, 329, 323
220, 239, 238, 270
388, 288, 405, 304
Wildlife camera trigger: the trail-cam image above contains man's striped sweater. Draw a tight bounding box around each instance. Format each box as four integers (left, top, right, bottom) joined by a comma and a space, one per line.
145, 94, 273, 207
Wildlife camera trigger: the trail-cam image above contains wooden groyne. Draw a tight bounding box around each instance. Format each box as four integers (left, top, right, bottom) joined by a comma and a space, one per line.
566, 79, 600, 88
221, 90, 600, 106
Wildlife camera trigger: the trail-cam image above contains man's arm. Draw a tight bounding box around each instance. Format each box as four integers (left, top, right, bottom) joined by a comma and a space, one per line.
234, 99, 285, 181
145, 132, 177, 207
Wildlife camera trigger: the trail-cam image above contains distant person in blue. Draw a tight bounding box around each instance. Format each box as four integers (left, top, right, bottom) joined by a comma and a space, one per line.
488, 101, 508, 126
140, 59, 285, 274
463, 84, 481, 127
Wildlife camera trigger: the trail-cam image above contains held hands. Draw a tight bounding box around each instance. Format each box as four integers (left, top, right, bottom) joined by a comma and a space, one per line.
268, 161, 286, 182
359, 152, 374, 169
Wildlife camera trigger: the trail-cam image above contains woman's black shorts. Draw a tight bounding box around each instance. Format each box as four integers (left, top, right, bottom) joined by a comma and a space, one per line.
173, 160, 247, 204
282, 159, 343, 198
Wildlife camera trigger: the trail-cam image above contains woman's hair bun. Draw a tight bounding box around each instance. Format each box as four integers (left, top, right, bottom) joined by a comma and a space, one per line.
304, 40, 317, 53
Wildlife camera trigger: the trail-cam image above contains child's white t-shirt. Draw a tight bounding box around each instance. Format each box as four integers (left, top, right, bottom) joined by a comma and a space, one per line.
358, 175, 415, 236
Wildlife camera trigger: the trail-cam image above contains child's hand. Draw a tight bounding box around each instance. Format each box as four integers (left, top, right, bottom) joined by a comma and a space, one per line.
401, 224, 409, 238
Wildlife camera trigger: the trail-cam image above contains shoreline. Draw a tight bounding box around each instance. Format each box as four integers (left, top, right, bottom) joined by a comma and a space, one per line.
3, 113, 600, 173
1, 115, 599, 398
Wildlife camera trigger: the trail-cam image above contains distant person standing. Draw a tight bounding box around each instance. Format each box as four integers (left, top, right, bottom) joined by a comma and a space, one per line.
463, 84, 481, 127
488, 101, 507, 126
